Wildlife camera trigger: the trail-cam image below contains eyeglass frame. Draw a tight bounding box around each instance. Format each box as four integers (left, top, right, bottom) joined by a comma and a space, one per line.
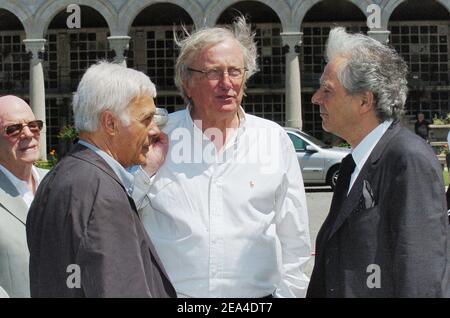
2, 120, 44, 137
187, 67, 248, 80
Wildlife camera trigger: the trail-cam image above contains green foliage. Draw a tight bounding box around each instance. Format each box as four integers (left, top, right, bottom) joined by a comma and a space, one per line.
35, 149, 58, 170
337, 142, 351, 148
34, 160, 52, 170
57, 125, 78, 141
433, 113, 450, 125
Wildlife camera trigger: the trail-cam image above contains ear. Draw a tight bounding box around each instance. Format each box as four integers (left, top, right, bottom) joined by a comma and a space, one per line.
183, 81, 192, 100
99, 111, 116, 136
359, 91, 374, 115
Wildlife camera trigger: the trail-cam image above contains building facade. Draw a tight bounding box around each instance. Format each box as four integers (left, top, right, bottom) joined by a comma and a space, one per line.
0, 0, 449, 158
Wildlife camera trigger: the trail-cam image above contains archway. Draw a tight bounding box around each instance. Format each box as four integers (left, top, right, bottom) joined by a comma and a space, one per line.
130, 3, 194, 113
216, 1, 285, 125
300, 0, 366, 142
388, 0, 450, 124
0, 9, 29, 96
44, 6, 110, 152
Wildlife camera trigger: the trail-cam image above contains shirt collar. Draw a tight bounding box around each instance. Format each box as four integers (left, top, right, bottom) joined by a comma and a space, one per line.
0, 163, 40, 195
184, 104, 247, 139
351, 119, 393, 170
78, 140, 134, 196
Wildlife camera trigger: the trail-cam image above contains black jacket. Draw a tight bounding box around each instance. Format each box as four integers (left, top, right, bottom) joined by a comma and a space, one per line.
307, 122, 450, 297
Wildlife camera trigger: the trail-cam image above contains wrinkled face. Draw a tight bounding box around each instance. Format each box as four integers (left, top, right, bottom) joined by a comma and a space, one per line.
114, 95, 159, 167
311, 58, 362, 138
185, 38, 246, 121
0, 101, 41, 170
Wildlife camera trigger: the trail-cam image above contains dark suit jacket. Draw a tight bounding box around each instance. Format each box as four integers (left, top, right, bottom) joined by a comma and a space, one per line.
26, 144, 176, 298
307, 122, 450, 297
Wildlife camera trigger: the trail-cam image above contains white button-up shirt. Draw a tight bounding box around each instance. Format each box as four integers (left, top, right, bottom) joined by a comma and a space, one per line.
139, 107, 311, 298
349, 120, 393, 193
0, 164, 41, 208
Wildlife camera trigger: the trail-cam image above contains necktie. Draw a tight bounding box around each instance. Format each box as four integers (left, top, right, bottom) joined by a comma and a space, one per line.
325, 154, 356, 232
336, 154, 356, 200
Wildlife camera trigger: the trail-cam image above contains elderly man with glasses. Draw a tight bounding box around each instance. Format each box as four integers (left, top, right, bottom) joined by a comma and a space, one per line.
137, 17, 311, 298
0, 95, 47, 297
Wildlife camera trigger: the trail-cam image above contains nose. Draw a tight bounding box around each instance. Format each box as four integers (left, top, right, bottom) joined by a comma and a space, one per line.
218, 72, 233, 90
311, 90, 321, 106
21, 125, 36, 138
148, 120, 160, 136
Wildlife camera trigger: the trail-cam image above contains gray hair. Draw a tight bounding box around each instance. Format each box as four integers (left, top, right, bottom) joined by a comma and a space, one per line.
326, 27, 408, 122
73, 61, 157, 132
174, 16, 258, 102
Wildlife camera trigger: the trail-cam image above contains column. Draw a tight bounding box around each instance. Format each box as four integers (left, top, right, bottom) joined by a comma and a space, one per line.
133, 31, 147, 73
108, 35, 131, 67
23, 38, 47, 160
281, 32, 303, 129
57, 32, 71, 90
368, 30, 391, 44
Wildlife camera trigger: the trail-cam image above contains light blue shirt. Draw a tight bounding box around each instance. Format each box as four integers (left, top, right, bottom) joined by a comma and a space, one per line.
349, 120, 393, 193
78, 140, 134, 196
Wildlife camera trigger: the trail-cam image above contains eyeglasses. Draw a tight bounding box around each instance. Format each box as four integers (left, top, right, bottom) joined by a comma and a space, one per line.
3, 120, 43, 137
154, 108, 168, 128
188, 67, 247, 80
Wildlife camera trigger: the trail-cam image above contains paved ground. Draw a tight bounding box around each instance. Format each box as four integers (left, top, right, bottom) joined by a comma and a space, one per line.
303, 186, 333, 278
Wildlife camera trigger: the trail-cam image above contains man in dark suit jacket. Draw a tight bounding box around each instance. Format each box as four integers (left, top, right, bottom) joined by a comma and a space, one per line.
26, 62, 176, 297
307, 27, 450, 298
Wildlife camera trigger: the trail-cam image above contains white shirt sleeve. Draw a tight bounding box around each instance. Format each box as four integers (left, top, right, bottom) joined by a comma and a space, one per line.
447, 131, 450, 146
274, 131, 311, 298
130, 166, 153, 215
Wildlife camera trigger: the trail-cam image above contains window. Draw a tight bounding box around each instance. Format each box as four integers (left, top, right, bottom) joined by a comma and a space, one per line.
287, 133, 306, 151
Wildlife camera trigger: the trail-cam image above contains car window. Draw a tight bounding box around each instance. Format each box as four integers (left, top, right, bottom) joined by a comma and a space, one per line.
298, 131, 329, 148
287, 132, 306, 151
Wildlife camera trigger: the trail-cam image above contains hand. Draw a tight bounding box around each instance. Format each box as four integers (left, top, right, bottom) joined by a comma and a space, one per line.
142, 132, 169, 177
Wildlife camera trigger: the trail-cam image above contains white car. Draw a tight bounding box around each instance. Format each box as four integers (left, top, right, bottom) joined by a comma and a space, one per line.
285, 128, 351, 190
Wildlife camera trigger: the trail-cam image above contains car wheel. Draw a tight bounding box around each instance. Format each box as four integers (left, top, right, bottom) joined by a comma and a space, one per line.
327, 166, 340, 191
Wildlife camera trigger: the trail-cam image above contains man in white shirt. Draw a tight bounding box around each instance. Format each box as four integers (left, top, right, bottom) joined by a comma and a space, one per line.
307, 27, 449, 297
0, 95, 47, 297
138, 17, 311, 298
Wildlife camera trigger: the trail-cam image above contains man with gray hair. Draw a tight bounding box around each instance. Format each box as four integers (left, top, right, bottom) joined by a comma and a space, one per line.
26, 61, 176, 297
307, 27, 449, 297
137, 17, 311, 298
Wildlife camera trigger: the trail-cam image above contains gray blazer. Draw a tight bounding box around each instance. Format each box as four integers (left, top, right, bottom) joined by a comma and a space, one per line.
0, 167, 47, 298
27, 144, 176, 297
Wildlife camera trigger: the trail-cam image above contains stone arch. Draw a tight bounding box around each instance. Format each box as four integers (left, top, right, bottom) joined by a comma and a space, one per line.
436, 0, 450, 12
119, 0, 202, 34
205, 0, 291, 31
294, 0, 369, 28
384, 0, 450, 24
384, 0, 406, 27
0, 1, 33, 35
33, 0, 117, 38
